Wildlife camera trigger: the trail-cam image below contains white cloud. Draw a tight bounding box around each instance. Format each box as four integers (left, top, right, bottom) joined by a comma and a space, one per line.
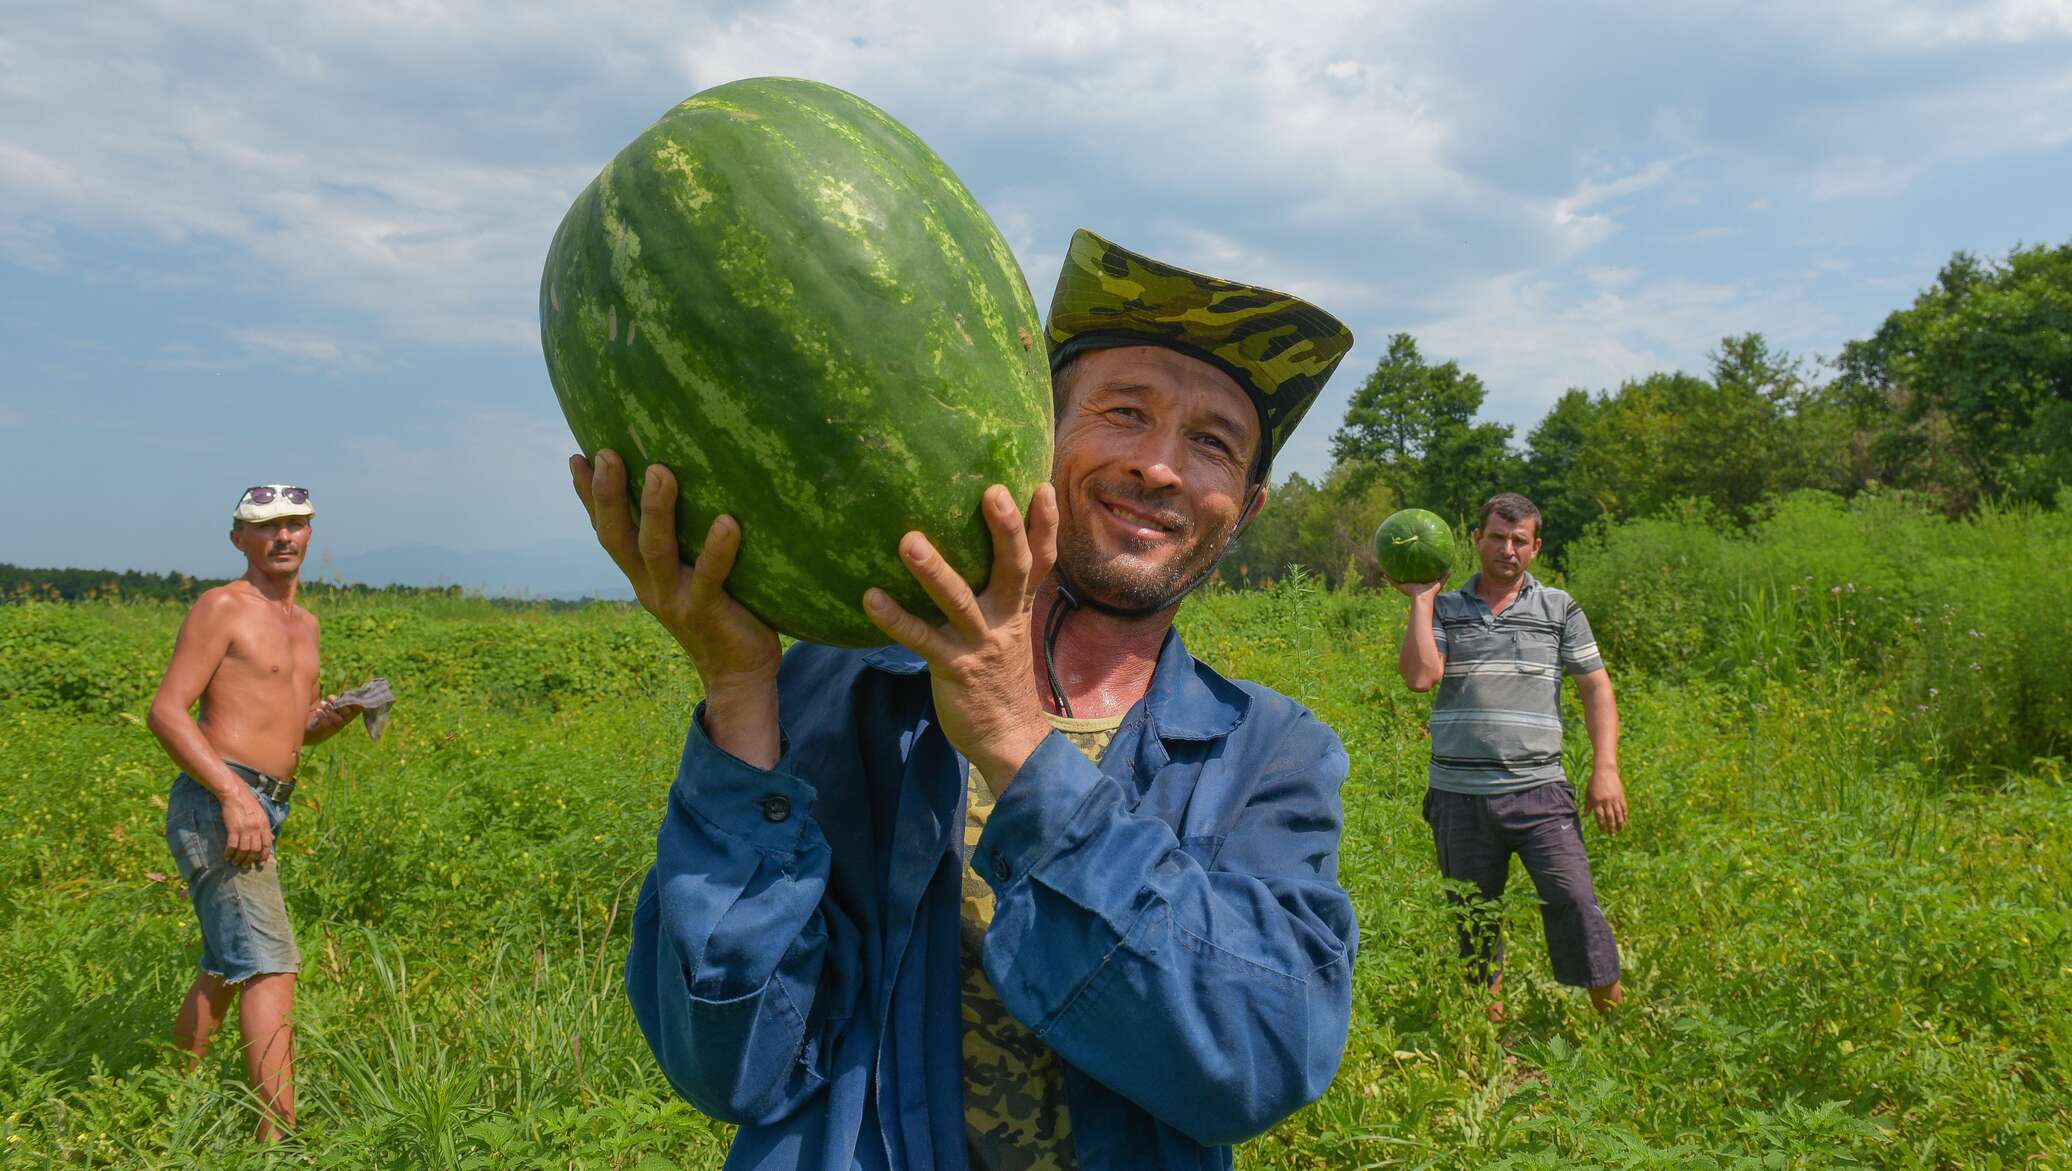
975, 185, 1066, 304
3, 0, 2069, 505
0, 0, 1490, 345
227, 328, 354, 365
0, 3, 634, 351
1552, 158, 1683, 246
7, 1, 2059, 347
0, 141, 80, 198
1859, 0, 2072, 47
1808, 155, 1921, 201
1406, 266, 1842, 427
0, 218, 58, 270
674, 0, 1468, 225
330, 406, 590, 554
1639, 0, 2072, 54
1158, 225, 1380, 309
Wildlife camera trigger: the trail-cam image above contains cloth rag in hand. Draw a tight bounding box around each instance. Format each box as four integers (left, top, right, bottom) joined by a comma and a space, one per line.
333, 678, 396, 742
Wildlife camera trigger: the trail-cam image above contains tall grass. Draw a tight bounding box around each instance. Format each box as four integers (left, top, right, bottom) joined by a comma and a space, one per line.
0, 594, 687, 719
1563, 490, 2072, 774
0, 495, 2066, 1167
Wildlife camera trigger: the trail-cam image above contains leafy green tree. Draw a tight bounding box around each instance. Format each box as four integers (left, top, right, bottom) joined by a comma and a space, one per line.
1294, 464, 1397, 587
1837, 243, 2072, 509
1521, 388, 1604, 553
1223, 471, 1318, 588
1709, 334, 1851, 491
1660, 335, 1828, 517
1520, 334, 1855, 558
1222, 468, 1395, 588
1330, 333, 1521, 527
1552, 370, 1702, 524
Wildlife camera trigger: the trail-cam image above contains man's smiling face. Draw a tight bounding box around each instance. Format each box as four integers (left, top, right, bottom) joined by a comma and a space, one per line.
1050, 345, 1263, 611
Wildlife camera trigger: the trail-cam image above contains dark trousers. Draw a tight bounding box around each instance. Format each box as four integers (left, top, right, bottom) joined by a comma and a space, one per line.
1423, 780, 1621, 989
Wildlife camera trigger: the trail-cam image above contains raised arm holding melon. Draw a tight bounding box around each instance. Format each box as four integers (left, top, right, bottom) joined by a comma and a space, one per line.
547, 78, 1361, 1171
1377, 506, 1457, 690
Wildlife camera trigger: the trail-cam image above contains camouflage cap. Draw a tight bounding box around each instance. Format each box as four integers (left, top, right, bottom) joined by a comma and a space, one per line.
1045, 228, 1354, 482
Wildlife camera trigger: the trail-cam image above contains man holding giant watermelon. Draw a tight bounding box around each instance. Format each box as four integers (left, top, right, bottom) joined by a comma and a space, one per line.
1392, 492, 1629, 1022
570, 225, 1360, 1169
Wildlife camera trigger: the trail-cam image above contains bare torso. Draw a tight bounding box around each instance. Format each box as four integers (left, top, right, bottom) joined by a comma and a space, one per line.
193, 584, 322, 777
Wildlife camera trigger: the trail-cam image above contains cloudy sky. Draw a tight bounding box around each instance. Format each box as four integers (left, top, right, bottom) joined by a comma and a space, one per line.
5, 0, 2069, 581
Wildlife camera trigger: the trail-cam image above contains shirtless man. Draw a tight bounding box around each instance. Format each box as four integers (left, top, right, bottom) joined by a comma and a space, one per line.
146, 484, 356, 1141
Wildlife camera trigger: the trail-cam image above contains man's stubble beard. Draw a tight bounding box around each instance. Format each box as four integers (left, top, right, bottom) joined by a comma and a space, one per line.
1055, 478, 1237, 612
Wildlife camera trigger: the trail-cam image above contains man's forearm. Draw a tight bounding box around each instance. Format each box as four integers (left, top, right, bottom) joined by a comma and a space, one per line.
1397, 598, 1443, 690
146, 704, 245, 800
1578, 681, 1620, 772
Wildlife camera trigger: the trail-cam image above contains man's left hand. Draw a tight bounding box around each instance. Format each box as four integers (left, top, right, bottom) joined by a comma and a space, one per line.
864, 483, 1059, 788
1584, 767, 1628, 834
307, 694, 357, 736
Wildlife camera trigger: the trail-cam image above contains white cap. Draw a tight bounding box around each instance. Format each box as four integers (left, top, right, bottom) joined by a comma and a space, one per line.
233, 485, 315, 524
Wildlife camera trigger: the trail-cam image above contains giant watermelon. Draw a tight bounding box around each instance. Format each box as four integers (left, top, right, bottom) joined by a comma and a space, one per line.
1374, 509, 1454, 584
540, 78, 1052, 647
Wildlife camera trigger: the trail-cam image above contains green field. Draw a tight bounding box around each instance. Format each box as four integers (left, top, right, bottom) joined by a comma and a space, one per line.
1, 493, 2067, 1169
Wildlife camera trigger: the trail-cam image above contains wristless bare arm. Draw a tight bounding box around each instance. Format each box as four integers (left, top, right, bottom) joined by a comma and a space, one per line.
1574, 668, 1628, 833
146, 595, 275, 866
1393, 578, 1448, 692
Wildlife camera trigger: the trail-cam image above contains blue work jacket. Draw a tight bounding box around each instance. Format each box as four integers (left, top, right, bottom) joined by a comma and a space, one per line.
625, 628, 1358, 1171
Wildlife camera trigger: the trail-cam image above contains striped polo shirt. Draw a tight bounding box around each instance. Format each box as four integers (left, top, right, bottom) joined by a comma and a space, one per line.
1428, 572, 1604, 795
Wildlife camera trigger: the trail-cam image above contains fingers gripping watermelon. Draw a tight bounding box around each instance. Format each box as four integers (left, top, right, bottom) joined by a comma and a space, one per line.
540, 78, 1053, 647
1374, 509, 1454, 584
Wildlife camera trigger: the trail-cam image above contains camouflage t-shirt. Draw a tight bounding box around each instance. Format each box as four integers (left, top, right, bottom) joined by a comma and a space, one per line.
961, 713, 1124, 1171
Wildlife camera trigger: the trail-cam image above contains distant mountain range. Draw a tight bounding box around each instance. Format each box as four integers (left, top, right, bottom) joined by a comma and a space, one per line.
311, 538, 633, 601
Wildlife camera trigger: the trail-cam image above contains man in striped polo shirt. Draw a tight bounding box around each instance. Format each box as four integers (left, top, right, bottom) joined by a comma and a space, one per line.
1394, 492, 1628, 1018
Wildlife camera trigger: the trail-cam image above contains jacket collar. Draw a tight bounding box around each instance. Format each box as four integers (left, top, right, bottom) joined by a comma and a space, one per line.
860, 626, 1249, 744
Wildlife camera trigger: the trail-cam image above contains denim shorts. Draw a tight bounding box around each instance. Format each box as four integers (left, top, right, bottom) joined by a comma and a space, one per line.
165, 771, 302, 984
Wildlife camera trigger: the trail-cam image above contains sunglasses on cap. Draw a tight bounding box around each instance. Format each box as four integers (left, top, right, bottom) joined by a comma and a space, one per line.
239, 485, 311, 506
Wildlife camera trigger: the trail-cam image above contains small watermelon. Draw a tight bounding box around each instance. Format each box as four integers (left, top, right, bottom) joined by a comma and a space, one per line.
1374, 509, 1454, 584
539, 78, 1053, 647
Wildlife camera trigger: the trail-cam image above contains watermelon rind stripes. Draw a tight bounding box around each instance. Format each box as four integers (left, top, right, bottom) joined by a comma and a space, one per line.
540, 77, 1053, 646
1374, 508, 1455, 584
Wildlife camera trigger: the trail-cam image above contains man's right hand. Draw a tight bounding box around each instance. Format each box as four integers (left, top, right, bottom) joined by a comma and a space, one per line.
572, 451, 782, 767
221, 789, 275, 868
1390, 575, 1449, 603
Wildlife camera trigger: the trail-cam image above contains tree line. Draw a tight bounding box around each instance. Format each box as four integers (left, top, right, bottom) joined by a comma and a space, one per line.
1225, 240, 2072, 587
0, 565, 482, 605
